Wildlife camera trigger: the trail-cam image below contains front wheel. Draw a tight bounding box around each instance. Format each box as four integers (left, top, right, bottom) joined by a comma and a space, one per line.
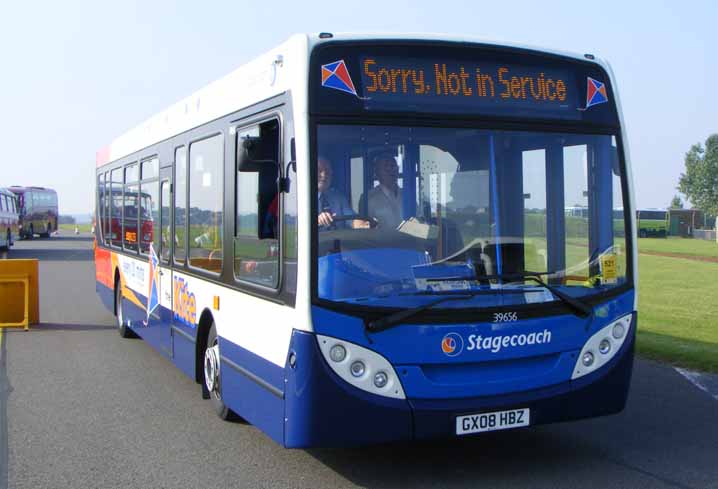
204, 322, 239, 421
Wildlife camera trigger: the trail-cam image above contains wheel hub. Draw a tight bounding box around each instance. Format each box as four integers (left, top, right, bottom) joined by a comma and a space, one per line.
204, 344, 221, 393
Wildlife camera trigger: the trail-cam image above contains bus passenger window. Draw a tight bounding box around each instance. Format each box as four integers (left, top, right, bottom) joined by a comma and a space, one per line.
123, 163, 139, 252
234, 119, 280, 287
110, 168, 122, 247
139, 157, 159, 256
188, 135, 223, 273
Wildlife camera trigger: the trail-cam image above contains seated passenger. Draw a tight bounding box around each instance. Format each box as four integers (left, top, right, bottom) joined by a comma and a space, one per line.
364, 152, 403, 229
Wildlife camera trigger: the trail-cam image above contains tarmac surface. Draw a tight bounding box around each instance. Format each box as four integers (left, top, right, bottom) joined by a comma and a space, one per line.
1, 234, 717, 489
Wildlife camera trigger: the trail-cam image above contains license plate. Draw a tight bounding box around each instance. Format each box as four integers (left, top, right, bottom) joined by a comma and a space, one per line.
456, 408, 530, 435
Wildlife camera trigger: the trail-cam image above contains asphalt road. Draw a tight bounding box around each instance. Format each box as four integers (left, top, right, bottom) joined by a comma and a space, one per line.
1, 234, 717, 489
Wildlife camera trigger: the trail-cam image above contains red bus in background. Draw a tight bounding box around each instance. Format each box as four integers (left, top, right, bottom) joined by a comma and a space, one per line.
98, 184, 154, 253
0, 188, 19, 251
9, 186, 58, 239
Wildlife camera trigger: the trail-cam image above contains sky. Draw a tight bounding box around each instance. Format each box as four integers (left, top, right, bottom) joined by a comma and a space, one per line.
1, 0, 716, 215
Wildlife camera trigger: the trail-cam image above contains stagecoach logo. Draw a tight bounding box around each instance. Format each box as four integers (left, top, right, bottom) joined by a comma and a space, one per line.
321, 60, 358, 96
441, 332, 464, 357
585, 77, 608, 109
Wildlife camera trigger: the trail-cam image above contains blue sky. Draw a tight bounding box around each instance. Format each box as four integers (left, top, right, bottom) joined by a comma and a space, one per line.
1, 0, 716, 214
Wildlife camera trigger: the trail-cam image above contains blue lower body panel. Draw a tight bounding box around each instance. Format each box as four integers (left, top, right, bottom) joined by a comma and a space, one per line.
220, 339, 286, 445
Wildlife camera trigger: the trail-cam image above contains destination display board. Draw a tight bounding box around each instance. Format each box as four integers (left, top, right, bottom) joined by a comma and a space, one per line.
359, 57, 578, 118
310, 43, 619, 126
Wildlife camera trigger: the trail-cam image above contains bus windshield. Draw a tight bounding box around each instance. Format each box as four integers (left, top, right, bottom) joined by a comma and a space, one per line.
315, 124, 629, 310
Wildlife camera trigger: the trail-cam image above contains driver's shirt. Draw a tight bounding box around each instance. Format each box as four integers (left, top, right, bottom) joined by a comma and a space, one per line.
318, 188, 354, 230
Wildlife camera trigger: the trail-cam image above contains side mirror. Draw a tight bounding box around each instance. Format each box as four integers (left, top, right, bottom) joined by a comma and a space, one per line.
237, 136, 276, 172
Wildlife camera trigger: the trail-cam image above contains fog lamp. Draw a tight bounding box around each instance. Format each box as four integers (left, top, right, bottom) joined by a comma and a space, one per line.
599, 339, 611, 355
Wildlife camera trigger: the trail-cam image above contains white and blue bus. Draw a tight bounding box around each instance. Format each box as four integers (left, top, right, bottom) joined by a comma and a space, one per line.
95, 33, 637, 447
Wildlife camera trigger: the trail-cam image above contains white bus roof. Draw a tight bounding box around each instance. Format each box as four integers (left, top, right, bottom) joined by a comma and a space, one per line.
97, 33, 608, 167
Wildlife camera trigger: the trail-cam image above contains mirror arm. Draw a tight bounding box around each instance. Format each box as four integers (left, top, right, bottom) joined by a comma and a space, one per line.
279, 160, 296, 193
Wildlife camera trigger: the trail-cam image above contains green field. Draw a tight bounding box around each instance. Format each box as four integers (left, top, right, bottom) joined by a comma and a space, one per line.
638, 237, 718, 258
636, 239, 718, 372
59, 223, 92, 233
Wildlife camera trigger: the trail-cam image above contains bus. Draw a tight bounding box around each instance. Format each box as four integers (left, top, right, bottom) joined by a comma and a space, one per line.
9, 186, 59, 239
94, 33, 637, 448
97, 183, 155, 253
0, 188, 19, 251
636, 208, 667, 237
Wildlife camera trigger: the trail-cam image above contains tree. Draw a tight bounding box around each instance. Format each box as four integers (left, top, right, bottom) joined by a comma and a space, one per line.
669, 195, 683, 209
678, 134, 718, 217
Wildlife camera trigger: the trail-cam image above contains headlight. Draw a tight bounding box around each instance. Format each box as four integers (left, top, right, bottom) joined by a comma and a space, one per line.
572, 314, 633, 379
317, 334, 405, 400
329, 344, 346, 362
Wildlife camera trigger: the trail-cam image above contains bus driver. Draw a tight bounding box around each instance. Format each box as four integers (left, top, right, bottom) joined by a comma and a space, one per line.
317, 156, 362, 230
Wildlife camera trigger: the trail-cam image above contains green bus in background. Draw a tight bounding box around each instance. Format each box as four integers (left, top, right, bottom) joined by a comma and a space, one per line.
636, 209, 667, 238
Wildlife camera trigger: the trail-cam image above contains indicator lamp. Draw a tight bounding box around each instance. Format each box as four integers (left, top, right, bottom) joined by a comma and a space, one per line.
599, 339, 611, 355
373, 371, 388, 388
582, 351, 595, 367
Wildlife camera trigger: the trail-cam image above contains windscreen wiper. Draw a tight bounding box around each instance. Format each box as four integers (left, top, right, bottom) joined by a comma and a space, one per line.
366, 294, 478, 333
365, 271, 592, 334
484, 271, 592, 318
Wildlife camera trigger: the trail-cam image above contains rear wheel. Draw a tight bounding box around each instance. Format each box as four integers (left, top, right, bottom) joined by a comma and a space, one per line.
204, 322, 238, 421
115, 282, 136, 338
27, 224, 34, 240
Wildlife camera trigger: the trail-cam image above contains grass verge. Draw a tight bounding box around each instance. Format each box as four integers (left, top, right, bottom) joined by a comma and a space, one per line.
637, 253, 718, 372
638, 237, 718, 258
59, 223, 92, 233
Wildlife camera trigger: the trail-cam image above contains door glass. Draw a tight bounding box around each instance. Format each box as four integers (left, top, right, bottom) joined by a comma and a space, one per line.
160, 181, 171, 263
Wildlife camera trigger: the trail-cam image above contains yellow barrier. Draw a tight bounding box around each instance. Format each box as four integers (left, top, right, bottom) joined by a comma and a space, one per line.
0, 259, 39, 329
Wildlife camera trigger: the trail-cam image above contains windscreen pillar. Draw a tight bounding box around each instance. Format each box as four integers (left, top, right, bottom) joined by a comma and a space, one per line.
589, 140, 614, 265
498, 147, 525, 274
545, 145, 565, 283
401, 145, 418, 219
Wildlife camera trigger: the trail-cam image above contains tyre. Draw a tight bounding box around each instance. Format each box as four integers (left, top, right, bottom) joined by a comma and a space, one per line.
42, 222, 52, 239
115, 281, 136, 338
204, 322, 239, 421
27, 224, 34, 240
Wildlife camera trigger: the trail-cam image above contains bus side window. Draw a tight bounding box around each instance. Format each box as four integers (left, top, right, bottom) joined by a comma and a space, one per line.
234, 118, 280, 287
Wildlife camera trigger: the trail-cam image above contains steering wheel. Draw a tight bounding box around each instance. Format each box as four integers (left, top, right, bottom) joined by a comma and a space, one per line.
326, 215, 378, 228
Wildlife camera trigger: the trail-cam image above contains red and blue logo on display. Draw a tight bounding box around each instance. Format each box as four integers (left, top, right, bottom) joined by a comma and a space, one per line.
585, 77, 608, 109
321, 60, 357, 96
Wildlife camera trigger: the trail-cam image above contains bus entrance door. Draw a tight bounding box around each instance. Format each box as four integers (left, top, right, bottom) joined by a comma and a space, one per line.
154, 173, 173, 358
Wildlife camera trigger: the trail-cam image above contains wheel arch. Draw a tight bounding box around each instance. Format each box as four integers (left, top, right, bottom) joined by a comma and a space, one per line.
195, 308, 214, 384
113, 267, 121, 316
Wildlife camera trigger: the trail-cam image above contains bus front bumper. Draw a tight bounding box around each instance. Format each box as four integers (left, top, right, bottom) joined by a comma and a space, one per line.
283, 329, 634, 448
